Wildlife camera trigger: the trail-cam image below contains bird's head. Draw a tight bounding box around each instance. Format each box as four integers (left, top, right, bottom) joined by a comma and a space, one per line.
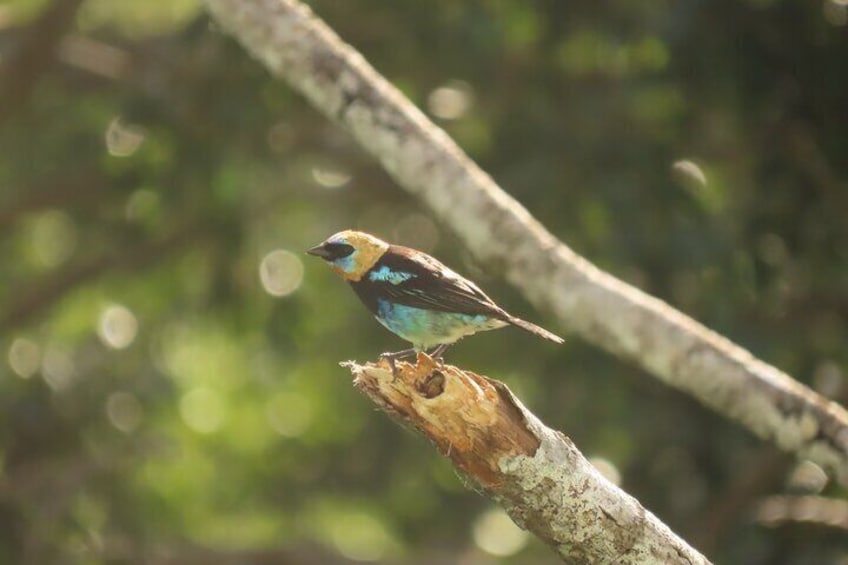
306, 230, 389, 281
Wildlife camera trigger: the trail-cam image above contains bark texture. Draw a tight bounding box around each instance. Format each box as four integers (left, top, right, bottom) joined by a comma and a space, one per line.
346, 354, 710, 564
203, 0, 848, 482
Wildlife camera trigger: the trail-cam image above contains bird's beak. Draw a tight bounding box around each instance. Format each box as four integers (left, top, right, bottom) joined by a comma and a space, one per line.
306, 243, 332, 259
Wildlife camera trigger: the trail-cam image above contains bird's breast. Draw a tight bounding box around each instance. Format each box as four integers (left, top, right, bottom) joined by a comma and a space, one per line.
374, 300, 507, 349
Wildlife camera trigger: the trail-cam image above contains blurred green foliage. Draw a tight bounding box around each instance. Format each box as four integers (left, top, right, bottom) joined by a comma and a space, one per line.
1, 0, 847, 563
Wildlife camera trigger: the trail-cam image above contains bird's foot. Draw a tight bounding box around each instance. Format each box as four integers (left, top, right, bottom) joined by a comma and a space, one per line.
428, 344, 450, 363
379, 348, 417, 379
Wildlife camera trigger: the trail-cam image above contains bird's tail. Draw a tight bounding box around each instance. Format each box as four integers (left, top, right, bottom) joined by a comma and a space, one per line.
507, 315, 564, 344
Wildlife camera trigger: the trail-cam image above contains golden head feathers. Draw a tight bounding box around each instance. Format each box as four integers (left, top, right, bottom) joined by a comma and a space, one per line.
306, 230, 389, 281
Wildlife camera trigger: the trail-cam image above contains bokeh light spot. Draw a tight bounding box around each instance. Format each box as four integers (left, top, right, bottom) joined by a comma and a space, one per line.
106, 392, 144, 433
265, 391, 314, 437
812, 361, 843, 397
78, 0, 202, 37
8, 338, 40, 379
672, 159, 725, 212
105, 117, 146, 157
259, 250, 304, 297
427, 80, 473, 120
786, 460, 828, 494
329, 512, 392, 562
30, 210, 77, 268
311, 165, 351, 189
125, 189, 160, 222
42, 346, 76, 391
180, 387, 226, 434
671, 159, 707, 188
58, 35, 130, 79
472, 507, 529, 557
98, 304, 138, 349
589, 456, 622, 486
824, 0, 848, 26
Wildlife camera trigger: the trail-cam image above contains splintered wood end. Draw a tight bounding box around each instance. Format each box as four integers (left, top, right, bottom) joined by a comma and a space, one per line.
347, 353, 540, 487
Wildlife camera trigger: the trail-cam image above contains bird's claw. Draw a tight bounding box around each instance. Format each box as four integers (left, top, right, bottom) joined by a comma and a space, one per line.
379, 352, 399, 379
379, 346, 449, 381
379, 348, 417, 380
429, 344, 449, 363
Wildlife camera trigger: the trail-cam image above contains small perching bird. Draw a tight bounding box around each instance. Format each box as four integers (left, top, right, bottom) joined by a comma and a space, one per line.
307, 230, 563, 366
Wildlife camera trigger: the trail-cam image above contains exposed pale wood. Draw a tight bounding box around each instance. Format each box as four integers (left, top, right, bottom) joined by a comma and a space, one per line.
347, 354, 710, 564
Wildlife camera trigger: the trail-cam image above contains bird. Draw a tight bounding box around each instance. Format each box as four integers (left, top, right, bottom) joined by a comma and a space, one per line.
307, 230, 563, 367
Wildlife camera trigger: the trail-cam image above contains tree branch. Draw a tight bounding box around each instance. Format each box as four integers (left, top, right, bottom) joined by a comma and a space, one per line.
203, 0, 848, 482
345, 354, 710, 564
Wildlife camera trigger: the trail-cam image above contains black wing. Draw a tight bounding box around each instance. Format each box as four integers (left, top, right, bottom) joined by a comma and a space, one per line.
349, 246, 508, 319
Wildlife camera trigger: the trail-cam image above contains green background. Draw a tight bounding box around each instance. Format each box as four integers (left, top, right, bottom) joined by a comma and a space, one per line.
1, 0, 847, 563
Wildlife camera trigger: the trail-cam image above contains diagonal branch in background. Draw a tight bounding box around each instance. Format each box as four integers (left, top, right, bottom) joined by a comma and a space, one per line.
754, 495, 848, 531
203, 0, 848, 482
0, 0, 86, 124
0, 169, 114, 230
0, 225, 209, 335
346, 354, 710, 564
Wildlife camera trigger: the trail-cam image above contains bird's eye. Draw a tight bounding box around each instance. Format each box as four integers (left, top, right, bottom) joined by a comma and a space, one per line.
323, 242, 355, 259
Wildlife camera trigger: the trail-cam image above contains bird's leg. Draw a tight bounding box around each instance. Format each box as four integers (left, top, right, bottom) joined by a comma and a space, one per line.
428, 343, 450, 362
379, 348, 417, 377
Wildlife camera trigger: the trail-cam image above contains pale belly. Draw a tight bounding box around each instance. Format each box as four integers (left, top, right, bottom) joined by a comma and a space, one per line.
374, 301, 507, 350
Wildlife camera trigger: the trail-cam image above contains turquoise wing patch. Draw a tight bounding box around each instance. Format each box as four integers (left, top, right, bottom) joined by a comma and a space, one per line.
368, 265, 416, 285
